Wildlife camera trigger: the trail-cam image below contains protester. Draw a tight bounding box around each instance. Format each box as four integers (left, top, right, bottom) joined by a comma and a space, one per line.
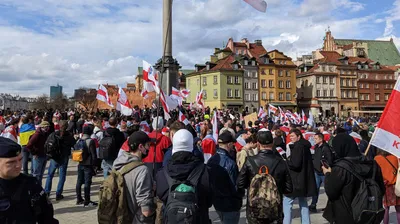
237, 131, 293, 223
156, 129, 212, 223
236, 133, 257, 171
322, 132, 385, 224
201, 122, 217, 163
45, 120, 76, 201
19, 116, 36, 174
162, 121, 185, 167
207, 131, 242, 224
67, 114, 77, 135
284, 129, 317, 224
0, 118, 19, 142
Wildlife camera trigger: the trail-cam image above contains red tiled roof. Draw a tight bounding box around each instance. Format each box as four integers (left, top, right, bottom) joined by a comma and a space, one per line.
210, 55, 237, 71
343, 44, 353, 50
319, 51, 342, 64
348, 57, 372, 63
234, 42, 247, 47
249, 44, 267, 60
386, 66, 400, 71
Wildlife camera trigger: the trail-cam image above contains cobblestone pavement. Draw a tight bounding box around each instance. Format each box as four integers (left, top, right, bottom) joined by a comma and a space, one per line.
43, 160, 396, 224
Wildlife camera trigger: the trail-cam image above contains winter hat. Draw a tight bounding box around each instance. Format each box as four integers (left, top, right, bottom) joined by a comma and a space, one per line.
152, 116, 164, 130
172, 129, 193, 155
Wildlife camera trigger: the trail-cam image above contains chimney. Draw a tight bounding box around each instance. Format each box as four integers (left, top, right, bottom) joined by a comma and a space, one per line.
241, 38, 248, 43
255, 40, 262, 46
210, 55, 218, 63
214, 48, 220, 53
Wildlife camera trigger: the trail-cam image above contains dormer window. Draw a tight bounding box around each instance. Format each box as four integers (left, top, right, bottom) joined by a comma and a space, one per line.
252, 60, 256, 66
233, 64, 238, 70
364, 64, 368, 69
357, 64, 362, 69
244, 60, 248, 66
264, 58, 269, 64
206, 64, 210, 70
344, 60, 348, 65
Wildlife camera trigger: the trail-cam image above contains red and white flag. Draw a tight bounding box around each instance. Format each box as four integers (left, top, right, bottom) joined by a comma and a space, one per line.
141, 89, 149, 99
349, 132, 362, 145
180, 89, 190, 98
211, 110, 219, 143
302, 110, 307, 124
178, 111, 189, 125
196, 89, 205, 110
244, 0, 267, 12
276, 147, 286, 156
96, 84, 113, 107
268, 104, 278, 115
0, 126, 18, 143
258, 107, 267, 118
152, 103, 157, 109
235, 136, 246, 152
160, 90, 171, 120
143, 60, 160, 94
139, 121, 150, 134
170, 87, 183, 106
116, 87, 133, 116
279, 107, 287, 122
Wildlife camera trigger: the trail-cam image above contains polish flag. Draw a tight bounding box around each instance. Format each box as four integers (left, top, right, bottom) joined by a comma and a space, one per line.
143, 60, 160, 94
258, 107, 267, 118
196, 89, 205, 110
116, 87, 133, 116
268, 104, 278, 115
0, 125, 18, 143
96, 84, 113, 107
349, 132, 362, 145
244, 0, 267, 12
180, 89, 190, 98
141, 89, 149, 99
302, 110, 307, 124
140, 121, 150, 134
211, 111, 219, 144
179, 111, 189, 125
276, 147, 286, 156
235, 135, 246, 152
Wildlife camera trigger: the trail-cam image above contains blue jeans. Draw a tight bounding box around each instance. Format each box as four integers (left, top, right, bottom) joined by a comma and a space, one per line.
102, 159, 114, 178
311, 172, 325, 206
44, 157, 69, 196
283, 196, 310, 224
32, 155, 47, 187
22, 147, 33, 175
76, 164, 94, 202
216, 211, 240, 224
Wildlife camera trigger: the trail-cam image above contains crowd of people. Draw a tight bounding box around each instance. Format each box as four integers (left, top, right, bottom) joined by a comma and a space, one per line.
0, 106, 397, 224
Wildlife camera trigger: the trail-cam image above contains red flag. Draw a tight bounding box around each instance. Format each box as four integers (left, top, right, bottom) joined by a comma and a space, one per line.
258, 107, 267, 118
96, 84, 113, 107
180, 89, 190, 98
141, 89, 149, 99
178, 111, 189, 125
268, 104, 278, 114
196, 90, 205, 111
116, 87, 133, 116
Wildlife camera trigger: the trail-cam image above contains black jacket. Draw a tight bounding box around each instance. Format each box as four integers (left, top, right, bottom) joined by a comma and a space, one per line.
54, 131, 76, 163
79, 135, 97, 166
0, 174, 58, 224
286, 138, 317, 197
156, 152, 212, 224
66, 120, 76, 134
237, 150, 293, 196
323, 157, 385, 224
312, 142, 334, 175
105, 127, 126, 159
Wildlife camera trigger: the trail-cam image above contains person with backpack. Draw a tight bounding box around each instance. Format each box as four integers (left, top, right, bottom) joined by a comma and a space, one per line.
156, 129, 212, 223
207, 131, 242, 224
75, 125, 98, 207
237, 131, 293, 223
309, 132, 335, 212
0, 137, 59, 224
283, 129, 317, 224
98, 131, 155, 224
322, 132, 385, 224
375, 149, 400, 224
99, 117, 126, 178
162, 121, 186, 167
44, 120, 76, 201
19, 115, 36, 175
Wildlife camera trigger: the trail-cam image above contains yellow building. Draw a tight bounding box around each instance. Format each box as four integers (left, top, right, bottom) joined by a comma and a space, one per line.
258, 50, 297, 110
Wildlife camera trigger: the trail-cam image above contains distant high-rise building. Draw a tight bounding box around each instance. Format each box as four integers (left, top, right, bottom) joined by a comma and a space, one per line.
50, 84, 63, 100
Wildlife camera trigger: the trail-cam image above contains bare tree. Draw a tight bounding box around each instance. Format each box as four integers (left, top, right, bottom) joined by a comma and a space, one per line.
32, 94, 50, 110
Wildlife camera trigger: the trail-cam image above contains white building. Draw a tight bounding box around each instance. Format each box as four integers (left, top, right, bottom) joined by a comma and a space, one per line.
0, 94, 35, 111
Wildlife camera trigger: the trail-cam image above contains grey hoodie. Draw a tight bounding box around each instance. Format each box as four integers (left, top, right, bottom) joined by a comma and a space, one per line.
113, 152, 154, 223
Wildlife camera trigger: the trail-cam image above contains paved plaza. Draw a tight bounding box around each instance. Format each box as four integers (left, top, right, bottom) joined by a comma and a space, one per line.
42, 160, 397, 224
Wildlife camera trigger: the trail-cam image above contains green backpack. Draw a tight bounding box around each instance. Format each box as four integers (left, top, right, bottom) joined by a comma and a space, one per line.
98, 161, 143, 224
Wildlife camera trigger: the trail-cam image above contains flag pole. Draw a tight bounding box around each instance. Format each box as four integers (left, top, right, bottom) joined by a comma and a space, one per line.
364, 130, 377, 156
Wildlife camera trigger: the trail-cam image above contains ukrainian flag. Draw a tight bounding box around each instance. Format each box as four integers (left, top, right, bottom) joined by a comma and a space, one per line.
19, 123, 36, 146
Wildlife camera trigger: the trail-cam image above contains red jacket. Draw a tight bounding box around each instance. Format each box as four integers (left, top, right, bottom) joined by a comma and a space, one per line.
143, 131, 171, 163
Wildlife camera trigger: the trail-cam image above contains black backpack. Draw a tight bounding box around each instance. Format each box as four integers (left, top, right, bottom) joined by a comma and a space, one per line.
45, 132, 61, 160
163, 164, 204, 224
335, 159, 384, 224
99, 131, 116, 160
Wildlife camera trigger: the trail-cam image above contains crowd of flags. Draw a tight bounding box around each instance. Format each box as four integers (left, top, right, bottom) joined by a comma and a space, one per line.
256, 105, 314, 126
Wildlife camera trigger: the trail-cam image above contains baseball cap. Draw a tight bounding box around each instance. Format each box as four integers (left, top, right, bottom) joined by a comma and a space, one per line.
257, 131, 273, 145
0, 137, 22, 158
128, 131, 154, 149
218, 131, 236, 144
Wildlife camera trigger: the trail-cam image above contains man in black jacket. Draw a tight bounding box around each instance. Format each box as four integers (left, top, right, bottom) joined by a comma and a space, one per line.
237, 131, 293, 223
75, 125, 98, 207
309, 132, 334, 212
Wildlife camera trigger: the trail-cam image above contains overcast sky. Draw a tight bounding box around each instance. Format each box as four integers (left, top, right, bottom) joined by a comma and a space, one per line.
0, 0, 399, 97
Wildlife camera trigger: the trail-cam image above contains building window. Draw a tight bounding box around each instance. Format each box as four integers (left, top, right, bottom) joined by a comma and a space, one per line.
279, 81, 284, 89
279, 70, 283, 77
269, 69, 273, 75
279, 92, 284, 101
213, 89, 218, 98
323, 90, 327, 97
375, 74, 379, 80
244, 60, 248, 66
269, 80, 274, 88
203, 90, 207, 99
286, 80, 291, 89
374, 84, 379, 89
286, 71, 290, 77
316, 76, 321, 84
245, 82, 250, 89
261, 80, 266, 88
235, 89, 240, 98
329, 77, 334, 84
213, 75, 218, 84
233, 64, 238, 70
227, 76, 232, 84
252, 60, 256, 66
317, 90, 321, 97
202, 77, 207, 86
234, 76, 239, 84
262, 92, 267, 100
352, 79, 356, 87
330, 90, 334, 97
286, 92, 291, 101
245, 93, 250, 101
366, 94, 370, 100
384, 75, 387, 80
322, 66, 326, 72
253, 71, 258, 78
264, 58, 269, 64
361, 94, 365, 100
375, 94, 380, 101
385, 94, 390, 101
346, 79, 350, 86
341, 91, 344, 98
227, 89, 232, 98
365, 83, 369, 88
323, 77, 328, 84
255, 93, 259, 101
252, 82, 258, 89
269, 92, 274, 100
359, 83, 363, 88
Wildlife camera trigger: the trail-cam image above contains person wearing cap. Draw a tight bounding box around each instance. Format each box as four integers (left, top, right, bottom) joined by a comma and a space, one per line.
156, 129, 212, 223
0, 137, 59, 224
237, 131, 293, 223
26, 120, 52, 186
112, 131, 155, 223
207, 131, 242, 224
